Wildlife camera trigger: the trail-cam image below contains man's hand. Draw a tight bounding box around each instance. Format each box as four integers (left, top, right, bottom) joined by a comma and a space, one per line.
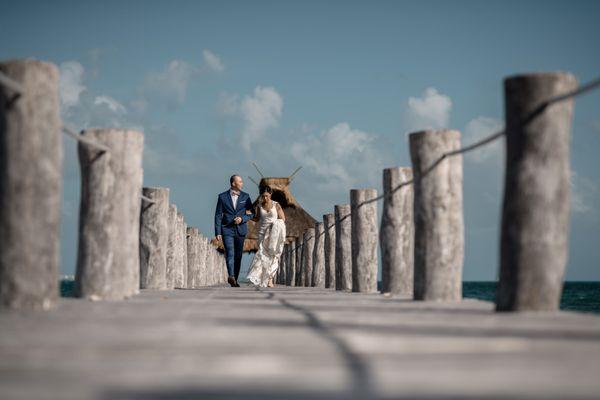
233, 216, 242, 225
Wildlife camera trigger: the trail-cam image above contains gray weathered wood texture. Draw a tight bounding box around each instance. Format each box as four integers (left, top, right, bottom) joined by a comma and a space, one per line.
287, 240, 296, 286
165, 204, 178, 289
174, 212, 187, 288
0, 60, 62, 310
75, 129, 144, 300
139, 187, 170, 290
410, 130, 464, 301
334, 204, 352, 291
380, 167, 414, 295
497, 72, 578, 312
350, 189, 379, 293
294, 237, 303, 287
302, 228, 315, 287
312, 222, 326, 288
186, 227, 199, 288
2, 286, 599, 400
323, 213, 336, 289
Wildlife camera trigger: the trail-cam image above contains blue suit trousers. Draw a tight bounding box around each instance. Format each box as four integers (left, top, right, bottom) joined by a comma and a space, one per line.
223, 234, 245, 280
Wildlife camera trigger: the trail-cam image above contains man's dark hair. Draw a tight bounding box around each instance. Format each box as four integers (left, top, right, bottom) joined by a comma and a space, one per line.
230, 174, 240, 185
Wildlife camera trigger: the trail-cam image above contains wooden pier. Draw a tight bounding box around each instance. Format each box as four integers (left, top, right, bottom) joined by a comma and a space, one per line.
1, 285, 600, 399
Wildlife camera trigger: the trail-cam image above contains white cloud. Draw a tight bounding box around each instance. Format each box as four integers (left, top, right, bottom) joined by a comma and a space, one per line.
94, 95, 126, 114
138, 60, 197, 107
463, 116, 504, 163
59, 61, 86, 110
404, 87, 452, 132
58, 61, 130, 129
290, 122, 388, 190
215, 87, 284, 152
202, 49, 225, 73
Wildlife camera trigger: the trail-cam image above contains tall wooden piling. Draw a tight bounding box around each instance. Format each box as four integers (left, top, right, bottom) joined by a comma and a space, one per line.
295, 237, 303, 287
139, 187, 170, 290
410, 130, 464, 301
75, 129, 144, 300
312, 222, 326, 288
497, 72, 577, 312
350, 189, 379, 293
175, 212, 187, 288
186, 227, 199, 288
177, 213, 188, 288
197, 235, 208, 287
0, 60, 62, 310
281, 244, 288, 285
287, 242, 296, 286
166, 204, 178, 289
323, 214, 336, 289
334, 204, 352, 291
380, 167, 414, 295
302, 229, 315, 287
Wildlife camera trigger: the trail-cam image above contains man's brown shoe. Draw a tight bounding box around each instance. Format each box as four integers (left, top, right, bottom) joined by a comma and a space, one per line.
227, 276, 237, 287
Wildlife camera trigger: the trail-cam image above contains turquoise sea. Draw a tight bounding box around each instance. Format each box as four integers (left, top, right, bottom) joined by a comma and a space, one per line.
60, 280, 600, 314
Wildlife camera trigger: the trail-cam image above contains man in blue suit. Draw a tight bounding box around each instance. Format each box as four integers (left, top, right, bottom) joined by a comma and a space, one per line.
214, 175, 255, 287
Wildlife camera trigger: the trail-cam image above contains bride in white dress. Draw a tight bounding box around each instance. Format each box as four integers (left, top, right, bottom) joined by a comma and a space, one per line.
246, 185, 286, 288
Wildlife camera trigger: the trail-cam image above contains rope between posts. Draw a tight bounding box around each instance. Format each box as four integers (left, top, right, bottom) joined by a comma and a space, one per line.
141, 195, 156, 204
0, 70, 24, 94
280, 76, 600, 256
63, 126, 111, 152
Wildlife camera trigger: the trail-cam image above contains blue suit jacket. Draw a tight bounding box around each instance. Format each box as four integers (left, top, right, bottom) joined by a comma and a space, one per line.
214, 190, 255, 237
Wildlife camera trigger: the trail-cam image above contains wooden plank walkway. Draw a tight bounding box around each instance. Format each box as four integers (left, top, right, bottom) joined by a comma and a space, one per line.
1, 286, 600, 399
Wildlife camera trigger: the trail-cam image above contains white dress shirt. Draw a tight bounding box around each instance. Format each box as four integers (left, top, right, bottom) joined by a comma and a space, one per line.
230, 189, 239, 209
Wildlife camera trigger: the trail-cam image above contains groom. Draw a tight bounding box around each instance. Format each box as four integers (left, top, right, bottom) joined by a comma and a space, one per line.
214, 175, 255, 287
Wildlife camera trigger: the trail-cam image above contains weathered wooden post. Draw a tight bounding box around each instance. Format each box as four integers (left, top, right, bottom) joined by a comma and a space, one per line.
280, 244, 288, 285
302, 229, 315, 286
350, 189, 379, 293
197, 234, 208, 287
334, 204, 352, 291
75, 128, 144, 300
287, 240, 296, 286
295, 237, 303, 287
186, 227, 199, 288
312, 222, 326, 288
285, 240, 296, 286
323, 214, 336, 289
0, 60, 62, 310
166, 204, 178, 289
177, 216, 188, 288
497, 72, 577, 312
139, 187, 170, 290
210, 242, 218, 286
409, 130, 464, 301
380, 167, 414, 295
175, 212, 187, 288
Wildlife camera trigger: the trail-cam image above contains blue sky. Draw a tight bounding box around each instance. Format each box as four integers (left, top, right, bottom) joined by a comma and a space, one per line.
2, 0, 599, 280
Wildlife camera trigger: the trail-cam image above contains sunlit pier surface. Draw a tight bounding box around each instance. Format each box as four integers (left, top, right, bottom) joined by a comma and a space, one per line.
1, 285, 600, 400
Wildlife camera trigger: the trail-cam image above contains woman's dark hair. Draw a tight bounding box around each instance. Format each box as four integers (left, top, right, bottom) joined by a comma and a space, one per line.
259, 185, 272, 195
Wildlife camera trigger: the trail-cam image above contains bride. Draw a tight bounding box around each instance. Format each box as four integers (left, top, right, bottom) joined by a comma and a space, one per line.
246, 185, 286, 288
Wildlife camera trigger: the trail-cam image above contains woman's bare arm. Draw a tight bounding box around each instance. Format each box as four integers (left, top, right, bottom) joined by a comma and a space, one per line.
276, 203, 285, 221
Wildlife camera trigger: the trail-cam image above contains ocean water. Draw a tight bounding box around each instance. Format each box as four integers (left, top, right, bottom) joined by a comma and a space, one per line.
60, 280, 600, 314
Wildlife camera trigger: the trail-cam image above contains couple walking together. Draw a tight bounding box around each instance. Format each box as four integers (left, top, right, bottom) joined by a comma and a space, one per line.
214, 175, 286, 288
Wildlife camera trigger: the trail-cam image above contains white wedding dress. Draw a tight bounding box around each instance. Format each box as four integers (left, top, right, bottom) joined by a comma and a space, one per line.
246, 200, 286, 287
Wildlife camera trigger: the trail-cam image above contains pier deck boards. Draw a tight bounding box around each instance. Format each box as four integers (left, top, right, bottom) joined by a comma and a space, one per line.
1, 286, 600, 399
